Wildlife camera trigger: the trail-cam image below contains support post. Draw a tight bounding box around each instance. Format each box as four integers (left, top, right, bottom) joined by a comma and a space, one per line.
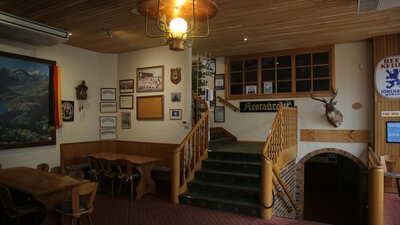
261, 157, 273, 219
368, 167, 384, 225
171, 149, 180, 204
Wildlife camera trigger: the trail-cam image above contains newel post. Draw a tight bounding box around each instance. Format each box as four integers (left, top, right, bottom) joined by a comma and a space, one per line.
171, 149, 180, 204
368, 167, 384, 225
261, 157, 273, 220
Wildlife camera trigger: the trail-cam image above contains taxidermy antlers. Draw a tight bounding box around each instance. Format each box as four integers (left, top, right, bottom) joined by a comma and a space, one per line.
310, 89, 343, 127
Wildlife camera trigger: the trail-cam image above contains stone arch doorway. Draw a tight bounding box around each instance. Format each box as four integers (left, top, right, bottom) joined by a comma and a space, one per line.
296, 148, 367, 225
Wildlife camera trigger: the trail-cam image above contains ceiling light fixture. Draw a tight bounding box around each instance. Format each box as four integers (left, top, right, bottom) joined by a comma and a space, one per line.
137, 0, 218, 51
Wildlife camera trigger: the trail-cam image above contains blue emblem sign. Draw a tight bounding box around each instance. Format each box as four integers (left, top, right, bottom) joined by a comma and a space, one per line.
375, 55, 400, 98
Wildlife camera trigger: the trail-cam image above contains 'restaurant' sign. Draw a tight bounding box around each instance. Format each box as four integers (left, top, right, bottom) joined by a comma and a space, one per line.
375, 55, 400, 98
240, 100, 295, 113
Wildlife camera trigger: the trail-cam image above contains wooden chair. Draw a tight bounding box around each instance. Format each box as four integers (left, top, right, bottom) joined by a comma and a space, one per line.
98, 158, 117, 198
50, 166, 65, 174
0, 183, 44, 225
56, 182, 98, 225
84, 156, 101, 183
380, 155, 400, 196
36, 163, 49, 172
115, 159, 140, 201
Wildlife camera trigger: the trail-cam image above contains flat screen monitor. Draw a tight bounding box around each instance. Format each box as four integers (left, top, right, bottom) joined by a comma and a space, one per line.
386, 121, 400, 143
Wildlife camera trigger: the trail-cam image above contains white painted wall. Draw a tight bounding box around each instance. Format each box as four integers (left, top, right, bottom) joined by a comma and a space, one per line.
210, 41, 374, 164
0, 39, 118, 168
117, 46, 190, 143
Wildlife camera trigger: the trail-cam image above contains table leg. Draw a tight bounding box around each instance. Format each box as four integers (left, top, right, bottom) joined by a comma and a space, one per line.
135, 162, 156, 199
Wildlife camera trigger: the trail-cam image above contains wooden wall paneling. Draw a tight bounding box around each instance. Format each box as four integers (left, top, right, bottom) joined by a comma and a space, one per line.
300, 129, 369, 143
60, 141, 116, 167
373, 33, 400, 193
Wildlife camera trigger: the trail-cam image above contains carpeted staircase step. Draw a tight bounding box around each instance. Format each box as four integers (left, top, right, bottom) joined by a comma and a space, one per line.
202, 159, 262, 174
179, 193, 260, 217
208, 151, 261, 163
195, 169, 260, 188
186, 180, 259, 202
210, 128, 227, 140
209, 136, 237, 149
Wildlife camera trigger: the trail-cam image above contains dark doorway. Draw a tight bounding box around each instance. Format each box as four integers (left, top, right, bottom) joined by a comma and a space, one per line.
303, 153, 361, 225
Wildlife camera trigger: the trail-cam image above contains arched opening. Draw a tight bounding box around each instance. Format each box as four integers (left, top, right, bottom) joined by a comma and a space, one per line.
303, 152, 362, 224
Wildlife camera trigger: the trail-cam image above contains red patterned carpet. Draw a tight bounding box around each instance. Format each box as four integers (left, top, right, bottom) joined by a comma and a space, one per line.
85, 190, 400, 225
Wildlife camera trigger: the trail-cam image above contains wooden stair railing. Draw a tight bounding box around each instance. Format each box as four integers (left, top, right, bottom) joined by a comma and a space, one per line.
217, 96, 239, 112
260, 104, 298, 219
367, 145, 384, 225
172, 97, 209, 204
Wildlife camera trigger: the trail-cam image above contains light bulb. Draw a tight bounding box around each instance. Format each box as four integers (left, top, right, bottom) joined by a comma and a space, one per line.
169, 17, 188, 37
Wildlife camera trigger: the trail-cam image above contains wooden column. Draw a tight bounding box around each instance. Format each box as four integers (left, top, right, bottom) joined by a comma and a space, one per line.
368, 167, 384, 225
260, 157, 273, 220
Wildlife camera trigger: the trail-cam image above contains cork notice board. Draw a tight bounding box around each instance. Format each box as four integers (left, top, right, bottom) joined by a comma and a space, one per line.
137, 95, 164, 120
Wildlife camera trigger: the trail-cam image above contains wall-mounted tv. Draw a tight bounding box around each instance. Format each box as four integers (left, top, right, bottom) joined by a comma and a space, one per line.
386, 121, 400, 143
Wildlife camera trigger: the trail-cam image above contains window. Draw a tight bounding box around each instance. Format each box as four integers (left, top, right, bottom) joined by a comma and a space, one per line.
226, 46, 334, 99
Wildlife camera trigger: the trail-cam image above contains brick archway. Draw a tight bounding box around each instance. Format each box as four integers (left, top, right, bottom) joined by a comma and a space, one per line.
295, 148, 367, 219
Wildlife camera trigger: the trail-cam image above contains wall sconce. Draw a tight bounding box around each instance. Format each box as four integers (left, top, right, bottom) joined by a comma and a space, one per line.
137, 0, 218, 51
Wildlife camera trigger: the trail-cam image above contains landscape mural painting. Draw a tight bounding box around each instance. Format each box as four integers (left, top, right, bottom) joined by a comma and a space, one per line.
0, 51, 56, 149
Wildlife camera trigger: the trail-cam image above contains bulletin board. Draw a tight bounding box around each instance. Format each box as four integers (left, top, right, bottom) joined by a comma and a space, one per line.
136, 95, 164, 120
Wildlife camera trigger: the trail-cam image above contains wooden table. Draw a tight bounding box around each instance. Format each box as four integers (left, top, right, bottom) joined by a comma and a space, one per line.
87, 152, 160, 199
0, 167, 83, 225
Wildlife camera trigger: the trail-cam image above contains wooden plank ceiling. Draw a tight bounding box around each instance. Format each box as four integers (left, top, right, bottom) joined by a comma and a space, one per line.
1, 0, 400, 57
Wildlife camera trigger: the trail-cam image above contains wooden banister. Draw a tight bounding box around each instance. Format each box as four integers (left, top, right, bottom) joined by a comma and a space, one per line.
260, 104, 298, 219
217, 96, 239, 112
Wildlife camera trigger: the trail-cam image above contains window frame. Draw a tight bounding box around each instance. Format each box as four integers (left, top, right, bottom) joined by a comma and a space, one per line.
224, 46, 335, 100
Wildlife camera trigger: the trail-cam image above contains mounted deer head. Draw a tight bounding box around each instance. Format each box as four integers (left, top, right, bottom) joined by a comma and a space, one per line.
310, 89, 343, 127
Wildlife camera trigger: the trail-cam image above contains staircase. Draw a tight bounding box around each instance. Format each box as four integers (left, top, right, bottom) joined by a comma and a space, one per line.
179, 127, 264, 217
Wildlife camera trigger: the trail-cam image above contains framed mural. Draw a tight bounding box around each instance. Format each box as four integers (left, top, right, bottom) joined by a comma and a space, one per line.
0, 51, 56, 149
137, 66, 164, 92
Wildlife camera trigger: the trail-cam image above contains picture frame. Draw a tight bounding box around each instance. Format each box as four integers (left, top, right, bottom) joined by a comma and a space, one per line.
62, 100, 74, 122
121, 112, 131, 129
119, 79, 134, 93
386, 121, 400, 143
100, 88, 116, 101
170, 109, 182, 120
100, 102, 117, 113
100, 129, 116, 140
214, 74, 225, 90
171, 92, 181, 102
214, 106, 225, 123
208, 58, 216, 76
245, 85, 257, 94
263, 81, 273, 94
137, 66, 164, 92
0, 51, 56, 149
137, 95, 164, 120
99, 116, 117, 128
119, 95, 134, 109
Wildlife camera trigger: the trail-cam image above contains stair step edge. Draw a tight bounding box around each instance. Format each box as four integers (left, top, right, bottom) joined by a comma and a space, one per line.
198, 169, 260, 178
205, 159, 262, 165
189, 180, 259, 192
180, 193, 260, 208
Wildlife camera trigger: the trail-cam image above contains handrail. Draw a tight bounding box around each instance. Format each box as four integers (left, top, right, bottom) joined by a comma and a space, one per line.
217, 96, 239, 112
260, 104, 298, 219
367, 144, 384, 225
171, 96, 209, 204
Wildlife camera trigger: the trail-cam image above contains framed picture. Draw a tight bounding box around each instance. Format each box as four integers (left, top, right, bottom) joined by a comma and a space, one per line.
100, 88, 116, 101
170, 109, 182, 120
137, 95, 164, 120
263, 81, 273, 94
386, 121, 400, 143
121, 112, 131, 129
137, 66, 164, 92
215, 74, 224, 90
100, 129, 116, 140
61, 100, 74, 122
208, 58, 216, 76
214, 106, 225, 123
171, 92, 181, 102
100, 102, 117, 113
119, 79, 134, 93
119, 95, 134, 109
245, 85, 257, 94
100, 116, 117, 128
0, 51, 56, 149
